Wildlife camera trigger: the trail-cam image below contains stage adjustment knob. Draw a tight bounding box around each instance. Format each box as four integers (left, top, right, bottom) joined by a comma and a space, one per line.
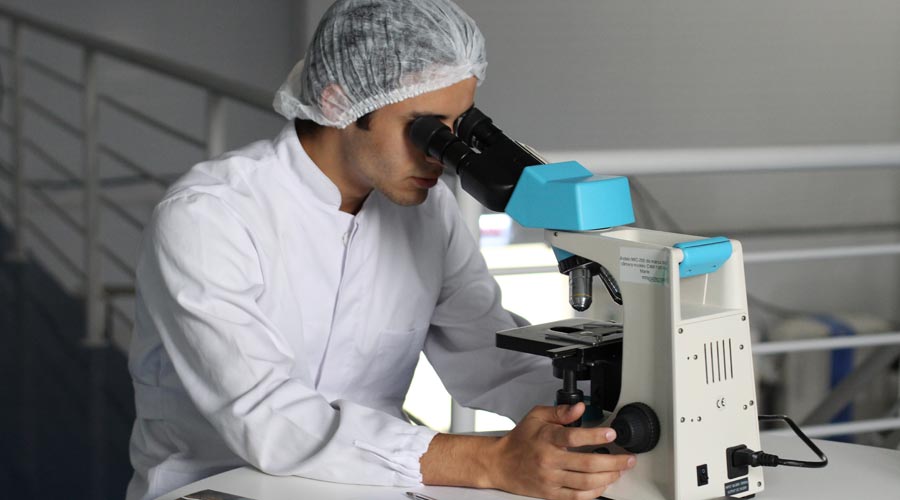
611, 402, 660, 453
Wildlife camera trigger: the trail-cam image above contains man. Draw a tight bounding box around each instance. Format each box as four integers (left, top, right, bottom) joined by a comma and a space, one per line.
126, 1, 634, 499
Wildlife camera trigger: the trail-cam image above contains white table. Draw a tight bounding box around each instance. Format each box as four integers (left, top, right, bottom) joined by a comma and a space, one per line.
158, 435, 900, 500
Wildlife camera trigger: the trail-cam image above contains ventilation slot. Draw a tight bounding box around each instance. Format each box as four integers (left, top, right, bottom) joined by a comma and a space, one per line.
704, 339, 734, 384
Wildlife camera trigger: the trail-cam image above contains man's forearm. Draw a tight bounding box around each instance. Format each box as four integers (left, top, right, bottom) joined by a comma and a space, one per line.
420, 433, 499, 488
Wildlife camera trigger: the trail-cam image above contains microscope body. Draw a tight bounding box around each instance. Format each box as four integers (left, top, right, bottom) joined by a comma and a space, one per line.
410, 108, 764, 500
547, 227, 763, 500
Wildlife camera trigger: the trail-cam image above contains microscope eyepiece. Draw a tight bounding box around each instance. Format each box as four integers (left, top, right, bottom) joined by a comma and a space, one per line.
409, 115, 454, 160
408, 106, 544, 213
409, 115, 475, 173
455, 106, 502, 151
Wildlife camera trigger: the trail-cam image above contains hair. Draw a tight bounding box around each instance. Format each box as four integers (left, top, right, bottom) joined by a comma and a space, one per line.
294, 111, 373, 137
355, 111, 373, 130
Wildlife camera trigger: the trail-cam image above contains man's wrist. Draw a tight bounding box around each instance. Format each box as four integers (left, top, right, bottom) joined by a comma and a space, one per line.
480, 434, 505, 490
420, 433, 501, 489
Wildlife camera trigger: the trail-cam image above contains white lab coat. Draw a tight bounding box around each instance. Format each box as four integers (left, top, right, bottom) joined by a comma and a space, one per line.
126, 123, 559, 500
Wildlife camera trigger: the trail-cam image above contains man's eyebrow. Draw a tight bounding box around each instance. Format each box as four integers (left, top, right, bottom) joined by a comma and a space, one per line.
408, 111, 449, 120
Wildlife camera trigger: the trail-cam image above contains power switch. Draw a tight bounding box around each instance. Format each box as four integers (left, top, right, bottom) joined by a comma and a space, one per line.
696, 464, 709, 486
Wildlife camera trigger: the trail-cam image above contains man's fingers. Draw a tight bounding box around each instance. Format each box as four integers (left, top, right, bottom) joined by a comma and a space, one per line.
548, 426, 618, 448
560, 450, 636, 473
530, 403, 585, 425
555, 470, 621, 491
554, 403, 585, 425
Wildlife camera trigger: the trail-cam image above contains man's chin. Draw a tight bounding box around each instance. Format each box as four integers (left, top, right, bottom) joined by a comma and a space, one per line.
383, 188, 429, 207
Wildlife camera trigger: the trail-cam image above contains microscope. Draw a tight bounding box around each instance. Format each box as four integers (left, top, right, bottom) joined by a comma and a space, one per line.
410, 108, 826, 500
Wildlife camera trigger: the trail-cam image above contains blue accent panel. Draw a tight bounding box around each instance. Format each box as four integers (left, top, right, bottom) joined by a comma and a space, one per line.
505, 161, 635, 231
552, 247, 573, 262
814, 315, 855, 442
674, 237, 733, 278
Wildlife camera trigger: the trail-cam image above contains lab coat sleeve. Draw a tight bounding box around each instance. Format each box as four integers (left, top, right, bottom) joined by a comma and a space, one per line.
423, 190, 559, 421
139, 192, 437, 486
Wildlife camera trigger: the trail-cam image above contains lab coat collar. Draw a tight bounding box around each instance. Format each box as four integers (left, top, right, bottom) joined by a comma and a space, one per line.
274, 122, 344, 210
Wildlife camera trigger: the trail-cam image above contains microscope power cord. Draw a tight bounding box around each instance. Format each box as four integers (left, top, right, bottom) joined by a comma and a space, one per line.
732, 414, 828, 470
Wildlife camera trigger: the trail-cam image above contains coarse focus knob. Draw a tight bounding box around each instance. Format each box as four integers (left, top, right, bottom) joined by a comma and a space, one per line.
611, 402, 660, 453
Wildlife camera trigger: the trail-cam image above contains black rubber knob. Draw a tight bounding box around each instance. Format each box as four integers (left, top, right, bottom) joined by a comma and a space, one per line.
610, 402, 660, 453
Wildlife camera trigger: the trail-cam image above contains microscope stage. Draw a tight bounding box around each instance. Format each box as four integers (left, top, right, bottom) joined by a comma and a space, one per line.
496, 318, 623, 359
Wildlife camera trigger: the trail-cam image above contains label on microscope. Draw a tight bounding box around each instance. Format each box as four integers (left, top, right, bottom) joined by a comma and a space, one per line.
724, 477, 749, 496
619, 247, 669, 286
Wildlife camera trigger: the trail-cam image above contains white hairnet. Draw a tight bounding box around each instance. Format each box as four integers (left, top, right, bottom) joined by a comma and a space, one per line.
273, 0, 487, 129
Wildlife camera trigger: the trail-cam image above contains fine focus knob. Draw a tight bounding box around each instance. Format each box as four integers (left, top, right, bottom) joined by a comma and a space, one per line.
610, 402, 660, 453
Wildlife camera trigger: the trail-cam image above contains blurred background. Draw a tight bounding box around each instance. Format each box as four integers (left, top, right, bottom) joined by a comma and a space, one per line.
1, 1, 899, 498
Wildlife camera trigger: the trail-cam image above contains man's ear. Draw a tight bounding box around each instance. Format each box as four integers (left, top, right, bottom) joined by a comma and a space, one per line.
320, 84, 350, 124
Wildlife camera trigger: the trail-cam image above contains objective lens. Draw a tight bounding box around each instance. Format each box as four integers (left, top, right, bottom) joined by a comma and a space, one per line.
569, 267, 593, 312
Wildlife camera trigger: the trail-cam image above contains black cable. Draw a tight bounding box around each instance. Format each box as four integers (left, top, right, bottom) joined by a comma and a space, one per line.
733, 415, 828, 469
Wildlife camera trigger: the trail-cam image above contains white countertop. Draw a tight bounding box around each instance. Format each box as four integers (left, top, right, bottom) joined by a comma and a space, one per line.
158, 434, 900, 500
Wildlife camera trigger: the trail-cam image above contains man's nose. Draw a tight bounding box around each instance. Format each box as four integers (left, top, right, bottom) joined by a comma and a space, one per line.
425, 155, 444, 169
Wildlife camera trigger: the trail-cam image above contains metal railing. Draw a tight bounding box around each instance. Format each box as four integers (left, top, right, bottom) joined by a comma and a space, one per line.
0, 5, 273, 348
0, 6, 898, 442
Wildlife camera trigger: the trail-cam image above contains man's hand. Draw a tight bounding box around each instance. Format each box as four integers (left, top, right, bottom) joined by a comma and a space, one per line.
420, 403, 635, 500
488, 403, 635, 499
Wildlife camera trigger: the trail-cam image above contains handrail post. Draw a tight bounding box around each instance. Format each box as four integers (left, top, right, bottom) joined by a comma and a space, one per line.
9, 20, 25, 261
83, 48, 104, 347
450, 181, 480, 433
454, 181, 481, 243
206, 91, 226, 159
450, 400, 476, 434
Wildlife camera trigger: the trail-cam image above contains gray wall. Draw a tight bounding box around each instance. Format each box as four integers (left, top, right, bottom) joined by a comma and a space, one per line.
1, 0, 898, 341
0, 0, 304, 88
466, 0, 900, 327
461, 0, 900, 327
465, 0, 900, 150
